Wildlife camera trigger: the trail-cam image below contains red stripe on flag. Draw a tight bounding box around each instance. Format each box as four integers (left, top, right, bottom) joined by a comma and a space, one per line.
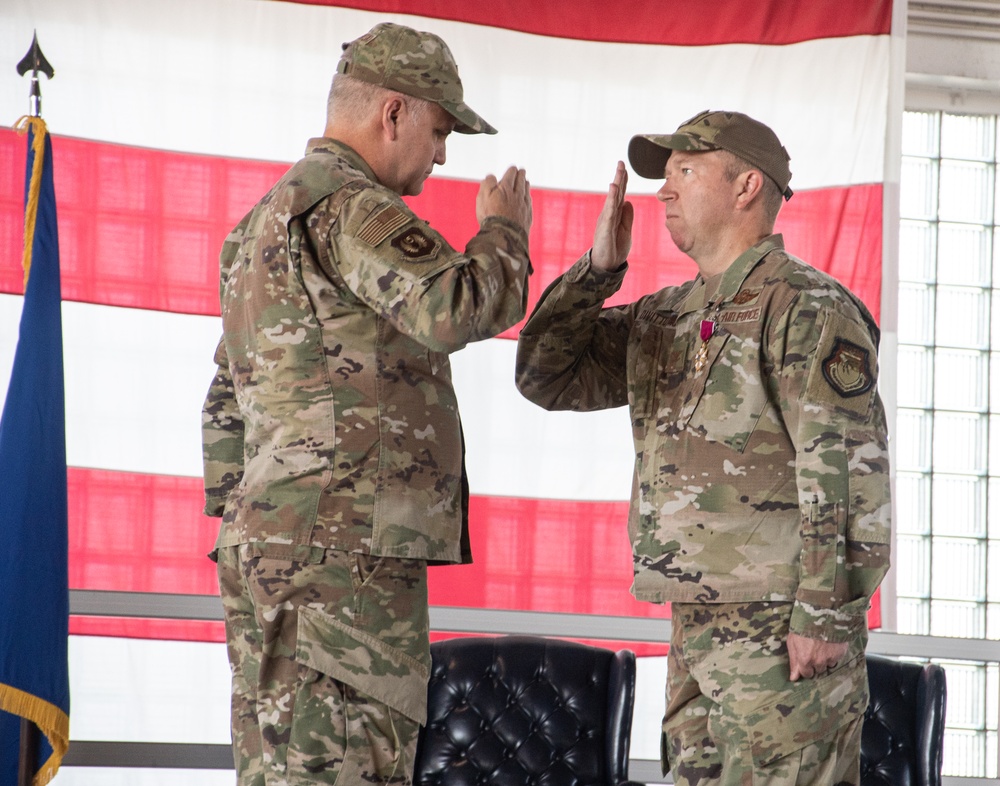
278, 0, 893, 44
411, 179, 884, 328
446, 496, 646, 618
69, 617, 227, 643
0, 129, 288, 315
65, 467, 880, 646
68, 468, 220, 596
66, 468, 642, 620
1, 129, 882, 326
65, 468, 658, 640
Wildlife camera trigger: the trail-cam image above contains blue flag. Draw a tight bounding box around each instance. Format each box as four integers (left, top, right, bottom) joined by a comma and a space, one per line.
0, 118, 70, 786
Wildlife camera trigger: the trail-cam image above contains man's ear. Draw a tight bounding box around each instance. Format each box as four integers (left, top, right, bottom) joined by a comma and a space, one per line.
381, 97, 405, 141
735, 169, 765, 210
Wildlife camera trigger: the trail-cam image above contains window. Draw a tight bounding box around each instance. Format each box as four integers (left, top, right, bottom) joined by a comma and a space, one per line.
897, 109, 1000, 779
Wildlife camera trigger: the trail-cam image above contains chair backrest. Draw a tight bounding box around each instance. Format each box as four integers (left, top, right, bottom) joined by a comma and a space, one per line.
414, 635, 637, 786
861, 653, 947, 786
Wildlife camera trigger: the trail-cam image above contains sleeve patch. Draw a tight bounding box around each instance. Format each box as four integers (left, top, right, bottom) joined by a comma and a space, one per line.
821, 339, 874, 398
390, 226, 440, 261
805, 309, 878, 419
357, 204, 409, 247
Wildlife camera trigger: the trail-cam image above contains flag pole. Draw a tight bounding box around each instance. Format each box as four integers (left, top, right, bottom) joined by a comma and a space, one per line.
13, 31, 55, 786
17, 721, 40, 786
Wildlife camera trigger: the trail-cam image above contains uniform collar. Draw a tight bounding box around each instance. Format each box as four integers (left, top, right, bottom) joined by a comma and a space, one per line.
305, 137, 380, 183
678, 234, 785, 315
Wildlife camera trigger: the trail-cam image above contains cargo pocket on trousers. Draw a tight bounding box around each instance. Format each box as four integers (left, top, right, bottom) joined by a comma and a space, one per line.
744, 652, 868, 769
296, 606, 429, 726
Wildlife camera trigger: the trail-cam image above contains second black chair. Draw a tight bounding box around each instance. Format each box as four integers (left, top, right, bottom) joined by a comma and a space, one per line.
861, 653, 947, 786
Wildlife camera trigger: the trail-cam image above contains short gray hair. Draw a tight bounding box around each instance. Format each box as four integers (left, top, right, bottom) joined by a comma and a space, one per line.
327, 73, 432, 126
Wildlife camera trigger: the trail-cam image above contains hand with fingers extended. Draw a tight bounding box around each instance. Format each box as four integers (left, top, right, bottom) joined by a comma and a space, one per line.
477, 165, 533, 233
592, 160, 634, 271
787, 632, 849, 681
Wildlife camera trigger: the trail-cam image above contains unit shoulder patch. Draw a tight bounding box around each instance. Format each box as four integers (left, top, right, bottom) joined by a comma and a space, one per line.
803, 308, 878, 419
390, 226, 440, 261
821, 338, 873, 398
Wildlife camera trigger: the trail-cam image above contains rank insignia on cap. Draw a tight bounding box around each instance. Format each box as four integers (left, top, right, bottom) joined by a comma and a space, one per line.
391, 227, 439, 260
822, 338, 873, 398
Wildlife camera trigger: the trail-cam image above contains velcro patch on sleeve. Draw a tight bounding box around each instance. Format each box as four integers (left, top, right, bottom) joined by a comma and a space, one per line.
356, 204, 410, 247
822, 339, 873, 397
390, 226, 441, 261
805, 309, 877, 419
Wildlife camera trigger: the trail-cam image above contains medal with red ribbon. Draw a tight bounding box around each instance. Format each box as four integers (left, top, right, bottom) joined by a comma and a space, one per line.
694, 319, 715, 373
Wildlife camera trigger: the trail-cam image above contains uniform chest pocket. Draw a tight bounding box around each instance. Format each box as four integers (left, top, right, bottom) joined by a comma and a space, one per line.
685, 330, 768, 453
628, 317, 683, 421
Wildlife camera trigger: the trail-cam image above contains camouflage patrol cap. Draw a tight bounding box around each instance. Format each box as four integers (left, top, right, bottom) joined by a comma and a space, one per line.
628, 110, 793, 200
338, 22, 496, 135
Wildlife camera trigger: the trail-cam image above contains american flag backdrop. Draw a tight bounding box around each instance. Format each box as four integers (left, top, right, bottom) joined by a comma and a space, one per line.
0, 0, 898, 769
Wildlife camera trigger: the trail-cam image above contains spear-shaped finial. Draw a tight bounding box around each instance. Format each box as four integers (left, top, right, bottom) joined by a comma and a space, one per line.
16, 32, 55, 118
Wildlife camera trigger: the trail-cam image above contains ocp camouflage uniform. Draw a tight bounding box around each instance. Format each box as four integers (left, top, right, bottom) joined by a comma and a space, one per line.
515, 234, 890, 785
203, 137, 530, 785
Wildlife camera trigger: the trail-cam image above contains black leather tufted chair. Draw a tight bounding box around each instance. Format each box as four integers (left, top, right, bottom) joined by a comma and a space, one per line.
414, 635, 637, 786
861, 654, 947, 786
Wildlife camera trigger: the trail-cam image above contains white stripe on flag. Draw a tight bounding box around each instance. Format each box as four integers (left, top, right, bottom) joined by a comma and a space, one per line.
453, 339, 635, 501
2, 294, 635, 501
60, 301, 221, 478
0, 0, 887, 193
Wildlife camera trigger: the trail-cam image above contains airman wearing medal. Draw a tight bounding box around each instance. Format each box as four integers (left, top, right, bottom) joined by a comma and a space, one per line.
515, 110, 890, 786
202, 21, 532, 786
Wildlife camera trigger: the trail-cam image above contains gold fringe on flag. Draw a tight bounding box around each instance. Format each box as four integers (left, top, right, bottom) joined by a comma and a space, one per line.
13, 115, 48, 289
0, 683, 69, 786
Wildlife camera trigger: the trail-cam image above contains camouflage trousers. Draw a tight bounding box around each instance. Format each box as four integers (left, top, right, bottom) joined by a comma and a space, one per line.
663, 601, 869, 786
216, 544, 430, 786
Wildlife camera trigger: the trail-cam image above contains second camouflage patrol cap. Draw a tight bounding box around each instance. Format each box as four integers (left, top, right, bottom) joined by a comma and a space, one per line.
338, 22, 496, 135
628, 110, 793, 200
